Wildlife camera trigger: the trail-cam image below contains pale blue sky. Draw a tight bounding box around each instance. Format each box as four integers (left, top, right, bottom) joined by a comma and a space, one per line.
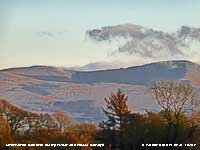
0, 0, 200, 69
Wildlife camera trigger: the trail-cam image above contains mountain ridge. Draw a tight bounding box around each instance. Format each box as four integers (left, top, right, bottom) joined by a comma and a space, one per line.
1, 60, 200, 122
1, 60, 197, 72
1, 60, 199, 85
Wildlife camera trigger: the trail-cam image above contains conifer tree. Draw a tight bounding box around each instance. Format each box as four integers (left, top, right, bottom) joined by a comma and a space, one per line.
100, 88, 131, 149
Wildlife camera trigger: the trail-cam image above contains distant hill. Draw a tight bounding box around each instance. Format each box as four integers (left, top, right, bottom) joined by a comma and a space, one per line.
1, 60, 200, 122
2, 60, 200, 85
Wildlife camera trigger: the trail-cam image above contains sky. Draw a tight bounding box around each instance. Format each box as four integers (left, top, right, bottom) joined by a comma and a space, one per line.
0, 0, 200, 70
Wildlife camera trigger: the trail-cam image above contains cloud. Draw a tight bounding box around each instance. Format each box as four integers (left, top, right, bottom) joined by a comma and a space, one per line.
36, 30, 68, 38
86, 24, 200, 59
37, 31, 55, 37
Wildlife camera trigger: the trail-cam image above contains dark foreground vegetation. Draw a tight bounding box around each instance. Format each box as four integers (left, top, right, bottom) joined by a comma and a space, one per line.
0, 80, 200, 150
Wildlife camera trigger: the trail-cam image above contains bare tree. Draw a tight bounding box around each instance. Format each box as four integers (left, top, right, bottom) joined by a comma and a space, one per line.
52, 111, 71, 133
150, 80, 199, 144
151, 80, 198, 115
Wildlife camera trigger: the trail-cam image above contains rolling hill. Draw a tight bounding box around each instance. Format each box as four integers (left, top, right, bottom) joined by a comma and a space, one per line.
3, 60, 200, 85
0, 60, 200, 122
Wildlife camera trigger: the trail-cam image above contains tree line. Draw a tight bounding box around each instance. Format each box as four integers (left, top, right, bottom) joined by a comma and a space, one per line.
0, 80, 200, 150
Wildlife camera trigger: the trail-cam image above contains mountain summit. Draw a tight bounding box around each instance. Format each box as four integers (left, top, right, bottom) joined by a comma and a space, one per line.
2, 60, 200, 85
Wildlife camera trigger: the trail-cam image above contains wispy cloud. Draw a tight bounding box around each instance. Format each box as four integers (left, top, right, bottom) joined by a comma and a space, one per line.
37, 31, 55, 37
36, 30, 68, 38
86, 24, 200, 59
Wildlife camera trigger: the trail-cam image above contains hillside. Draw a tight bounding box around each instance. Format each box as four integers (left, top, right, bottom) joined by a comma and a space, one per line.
2, 60, 200, 85
0, 60, 200, 122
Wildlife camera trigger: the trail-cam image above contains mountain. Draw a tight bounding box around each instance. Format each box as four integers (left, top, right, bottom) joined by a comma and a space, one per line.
0, 60, 200, 123
3, 60, 200, 85
68, 60, 200, 85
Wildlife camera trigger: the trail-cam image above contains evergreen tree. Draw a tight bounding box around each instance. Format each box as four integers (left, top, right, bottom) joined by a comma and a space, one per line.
99, 88, 131, 149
